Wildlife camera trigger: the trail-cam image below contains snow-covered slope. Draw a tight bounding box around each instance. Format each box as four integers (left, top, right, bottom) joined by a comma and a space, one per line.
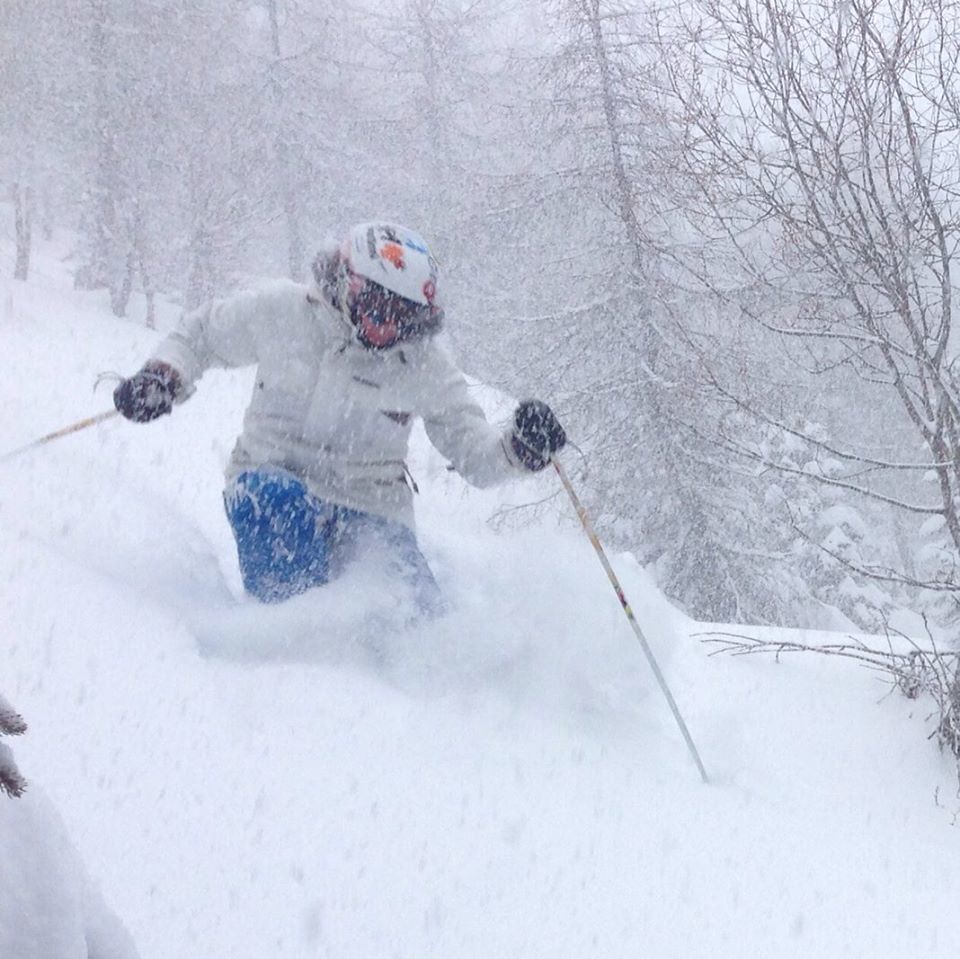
3, 239, 960, 958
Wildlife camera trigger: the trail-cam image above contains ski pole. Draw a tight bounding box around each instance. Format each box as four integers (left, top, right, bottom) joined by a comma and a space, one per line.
0, 409, 119, 464
553, 458, 709, 783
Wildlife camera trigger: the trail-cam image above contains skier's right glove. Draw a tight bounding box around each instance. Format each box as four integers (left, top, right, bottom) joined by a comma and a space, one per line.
511, 399, 567, 471
113, 361, 183, 423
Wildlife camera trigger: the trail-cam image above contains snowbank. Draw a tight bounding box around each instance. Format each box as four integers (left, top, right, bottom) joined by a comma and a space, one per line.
2, 234, 960, 958
0, 698, 138, 959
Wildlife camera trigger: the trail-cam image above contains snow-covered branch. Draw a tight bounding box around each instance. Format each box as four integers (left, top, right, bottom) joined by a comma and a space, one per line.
701, 627, 960, 758
0, 693, 27, 798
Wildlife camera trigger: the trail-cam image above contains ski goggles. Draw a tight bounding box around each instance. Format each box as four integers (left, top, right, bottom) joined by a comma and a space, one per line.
346, 273, 443, 350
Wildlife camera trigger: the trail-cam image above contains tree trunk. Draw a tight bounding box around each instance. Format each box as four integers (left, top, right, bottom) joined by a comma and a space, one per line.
267, 0, 304, 280
109, 249, 134, 318
11, 183, 32, 281
185, 226, 215, 311
75, 0, 130, 316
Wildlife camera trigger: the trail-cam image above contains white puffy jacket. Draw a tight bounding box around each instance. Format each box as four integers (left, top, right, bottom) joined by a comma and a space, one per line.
151, 279, 526, 527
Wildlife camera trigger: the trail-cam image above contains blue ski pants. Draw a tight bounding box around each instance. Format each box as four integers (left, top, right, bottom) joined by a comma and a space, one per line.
223, 469, 443, 613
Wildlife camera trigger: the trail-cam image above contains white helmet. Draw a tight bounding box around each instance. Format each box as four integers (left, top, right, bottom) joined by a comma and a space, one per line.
343, 222, 439, 305
313, 222, 443, 350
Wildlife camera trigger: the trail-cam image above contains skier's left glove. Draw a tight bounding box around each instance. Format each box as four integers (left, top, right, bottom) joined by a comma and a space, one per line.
511, 399, 567, 471
113, 361, 183, 423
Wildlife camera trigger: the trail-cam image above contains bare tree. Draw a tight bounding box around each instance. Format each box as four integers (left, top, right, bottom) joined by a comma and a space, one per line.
73, 0, 132, 315
0, 0, 69, 282
656, 0, 960, 612
469, 0, 834, 622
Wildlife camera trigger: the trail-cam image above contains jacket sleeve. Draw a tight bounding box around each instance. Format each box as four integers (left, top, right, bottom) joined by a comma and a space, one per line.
419, 343, 527, 488
149, 281, 302, 391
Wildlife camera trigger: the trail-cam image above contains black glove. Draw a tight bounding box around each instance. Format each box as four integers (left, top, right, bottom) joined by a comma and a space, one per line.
511, 399, 566, 471
113, 362, 182, 423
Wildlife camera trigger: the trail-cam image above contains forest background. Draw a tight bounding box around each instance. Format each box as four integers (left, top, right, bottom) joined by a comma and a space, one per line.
5, 0, 960, 636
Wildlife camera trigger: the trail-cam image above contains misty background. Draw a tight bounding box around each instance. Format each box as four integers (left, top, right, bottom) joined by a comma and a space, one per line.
4, 0, 960, 634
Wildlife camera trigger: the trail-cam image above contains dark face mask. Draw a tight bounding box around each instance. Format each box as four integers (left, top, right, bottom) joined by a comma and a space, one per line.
346, 274, 443, 350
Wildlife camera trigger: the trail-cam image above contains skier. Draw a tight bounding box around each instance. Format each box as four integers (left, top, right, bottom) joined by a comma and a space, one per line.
113, 222, 566, 612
